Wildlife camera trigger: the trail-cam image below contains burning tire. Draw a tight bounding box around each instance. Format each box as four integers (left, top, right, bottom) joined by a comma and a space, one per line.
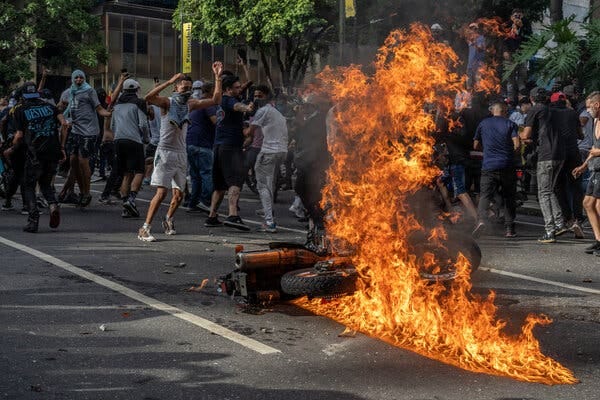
416, 235, 482, 282
280, 267, 357, 298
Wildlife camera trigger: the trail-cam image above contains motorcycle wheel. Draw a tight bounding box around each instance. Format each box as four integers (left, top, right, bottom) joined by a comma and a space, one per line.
280, 267, 357, 298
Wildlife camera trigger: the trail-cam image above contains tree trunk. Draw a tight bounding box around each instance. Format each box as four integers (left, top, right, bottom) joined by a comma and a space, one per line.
549, 0, 563, 23
258, 48, 274, 90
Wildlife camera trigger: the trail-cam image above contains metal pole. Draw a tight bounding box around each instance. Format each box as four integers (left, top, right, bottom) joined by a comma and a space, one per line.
339, 0, 345, 65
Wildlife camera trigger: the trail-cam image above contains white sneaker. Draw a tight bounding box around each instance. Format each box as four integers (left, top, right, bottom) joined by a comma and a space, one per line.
162, 217, 176, 235
138, 226, 156, 242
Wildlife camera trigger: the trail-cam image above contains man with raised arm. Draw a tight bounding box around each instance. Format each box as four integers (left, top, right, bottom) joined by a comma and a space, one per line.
137, 62, 223, 242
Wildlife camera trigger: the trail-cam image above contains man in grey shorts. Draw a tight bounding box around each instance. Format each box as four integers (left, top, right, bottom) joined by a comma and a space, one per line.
60, 70, 111, 206
138, 63, 223, 242
573, 91, 600, 255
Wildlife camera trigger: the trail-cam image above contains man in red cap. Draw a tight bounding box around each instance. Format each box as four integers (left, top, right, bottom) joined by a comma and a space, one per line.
521, 87, 567, 243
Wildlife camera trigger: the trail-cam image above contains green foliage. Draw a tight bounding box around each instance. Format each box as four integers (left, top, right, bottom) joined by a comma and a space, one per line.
504, 15, 600, 92
176, 0, 335, 87
543, 40, 581, 81
0, 0, 106, 95
0, 3, 38, 94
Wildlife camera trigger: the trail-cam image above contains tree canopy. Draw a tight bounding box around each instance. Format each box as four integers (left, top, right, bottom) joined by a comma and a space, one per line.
505, 15, 600, 92
175, 0, 336, 88
0, 0, 106, 95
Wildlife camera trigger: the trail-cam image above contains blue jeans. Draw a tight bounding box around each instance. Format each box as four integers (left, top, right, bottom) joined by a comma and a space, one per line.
187, 145, 213, 207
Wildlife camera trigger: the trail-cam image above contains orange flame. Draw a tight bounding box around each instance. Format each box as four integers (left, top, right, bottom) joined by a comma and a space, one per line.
294, 24, 577, 385
474, 62, 502, 94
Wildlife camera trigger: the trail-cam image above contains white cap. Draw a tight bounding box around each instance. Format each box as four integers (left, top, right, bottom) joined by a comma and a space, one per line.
123, 78, 140, 90
431, 23, 443, 31
192, 80, 204, 90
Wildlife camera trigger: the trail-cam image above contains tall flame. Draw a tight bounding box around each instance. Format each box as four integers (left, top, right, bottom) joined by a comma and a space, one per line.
294, 24, 577, 385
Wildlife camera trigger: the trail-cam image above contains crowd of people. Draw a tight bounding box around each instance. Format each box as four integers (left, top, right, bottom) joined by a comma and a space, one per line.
430, 8, 600, 256
1, 11, 600, 258
0, 58, 330, 251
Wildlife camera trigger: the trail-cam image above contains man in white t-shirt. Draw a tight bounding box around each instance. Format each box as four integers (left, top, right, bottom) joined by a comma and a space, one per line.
244, 85, 288, 232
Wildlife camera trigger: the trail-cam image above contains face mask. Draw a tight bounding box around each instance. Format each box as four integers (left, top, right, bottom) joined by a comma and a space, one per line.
253, 98, 268, 109
173, 91, 191, 104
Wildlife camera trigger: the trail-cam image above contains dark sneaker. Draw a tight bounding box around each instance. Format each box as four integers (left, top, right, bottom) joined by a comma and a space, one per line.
122, 199, 140, 218
584, 241, 600, 254
121, 209, 134, 218
571, 222, 584, 239
505, 226, 517, 238
1, 201, 13, 211
79, 193, 92, 207
23, 217, 39, 233
21, 208, 29, 215
554, 225, 569, 237
538, 232, 556, 244
49, 204, 60, 229
223, 215, 251, 231
472, 221, 485, 238
204, 216, 223, 227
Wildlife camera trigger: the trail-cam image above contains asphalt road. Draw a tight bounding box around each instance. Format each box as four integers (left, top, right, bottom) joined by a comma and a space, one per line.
1, 177, 599, 400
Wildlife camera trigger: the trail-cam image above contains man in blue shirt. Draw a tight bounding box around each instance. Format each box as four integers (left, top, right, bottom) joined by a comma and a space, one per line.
204, 76, 254, 231
473, 102, 520, 237
186, 82, 217, 213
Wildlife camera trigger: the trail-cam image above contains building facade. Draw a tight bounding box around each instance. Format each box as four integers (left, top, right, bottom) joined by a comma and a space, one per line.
88, 0, 274, 94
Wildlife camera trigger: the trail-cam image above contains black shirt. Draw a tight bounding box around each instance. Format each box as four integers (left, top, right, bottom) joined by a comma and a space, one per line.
524, 103, 564, 162
549, 103, 580, 156
14, 98, 62, 161
295, 109, 329, 171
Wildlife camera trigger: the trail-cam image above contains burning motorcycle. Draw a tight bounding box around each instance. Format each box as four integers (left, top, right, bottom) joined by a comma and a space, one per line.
218, 186, 482, 303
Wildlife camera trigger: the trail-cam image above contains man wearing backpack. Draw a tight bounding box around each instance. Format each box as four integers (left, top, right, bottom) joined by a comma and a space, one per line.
5, 82, 67, 232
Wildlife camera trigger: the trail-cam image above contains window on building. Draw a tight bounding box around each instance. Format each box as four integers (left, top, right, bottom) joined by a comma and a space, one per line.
137, 32, 148, 54
123, 32, 135, 53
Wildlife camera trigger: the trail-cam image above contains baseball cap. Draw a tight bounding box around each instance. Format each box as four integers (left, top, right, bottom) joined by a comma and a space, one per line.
20, 82, 40, 99
123, 78, 140, 90
431, 23, 443, 31
550, 92, 566, 103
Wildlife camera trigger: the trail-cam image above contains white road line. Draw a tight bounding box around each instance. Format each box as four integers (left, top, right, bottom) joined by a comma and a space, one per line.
479, 267, 600, 295
0, 235, 280, 355
88, 189, 307, 234
0, 304, 148, 310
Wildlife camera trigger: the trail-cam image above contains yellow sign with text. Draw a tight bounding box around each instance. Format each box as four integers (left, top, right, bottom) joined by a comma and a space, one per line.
345, 0, 356, 18
182, 22, 192, 73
